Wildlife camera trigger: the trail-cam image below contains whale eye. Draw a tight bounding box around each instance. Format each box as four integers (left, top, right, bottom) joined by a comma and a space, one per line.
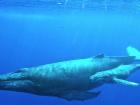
94, 54, 105, 58
14, 68, 28, 73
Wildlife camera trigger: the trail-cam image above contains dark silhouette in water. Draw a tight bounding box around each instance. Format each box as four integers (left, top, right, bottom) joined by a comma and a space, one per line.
0, 46, 140, 101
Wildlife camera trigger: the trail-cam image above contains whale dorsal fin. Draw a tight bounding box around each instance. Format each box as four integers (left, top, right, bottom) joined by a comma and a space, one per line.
113, 77, 139, 87
94, 54, 104, 58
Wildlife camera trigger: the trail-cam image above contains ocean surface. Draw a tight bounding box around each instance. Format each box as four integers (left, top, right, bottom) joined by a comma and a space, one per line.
0, 0, 140, 105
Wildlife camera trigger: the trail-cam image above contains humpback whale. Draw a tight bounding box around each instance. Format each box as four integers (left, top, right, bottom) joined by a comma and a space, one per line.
0, 46, 140, 101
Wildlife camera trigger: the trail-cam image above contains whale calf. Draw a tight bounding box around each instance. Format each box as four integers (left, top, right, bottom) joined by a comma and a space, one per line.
90, 64, 140, 86
0, 46, 140, 101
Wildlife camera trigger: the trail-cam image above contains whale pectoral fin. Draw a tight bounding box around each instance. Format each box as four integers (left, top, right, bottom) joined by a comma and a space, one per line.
60, 91, 101, 101
113, 77, 139, 87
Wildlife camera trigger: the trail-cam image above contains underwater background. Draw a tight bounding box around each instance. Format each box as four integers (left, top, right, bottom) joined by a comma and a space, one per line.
0, 0, 140, 105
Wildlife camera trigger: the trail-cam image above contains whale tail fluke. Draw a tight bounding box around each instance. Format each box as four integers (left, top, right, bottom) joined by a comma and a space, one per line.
127, 46, 140, 60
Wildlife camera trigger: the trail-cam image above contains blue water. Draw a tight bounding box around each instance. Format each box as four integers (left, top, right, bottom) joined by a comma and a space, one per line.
0, 1, 140, 105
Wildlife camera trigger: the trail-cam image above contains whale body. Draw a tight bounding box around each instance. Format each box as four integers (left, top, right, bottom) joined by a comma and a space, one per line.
0, 47, 140, 101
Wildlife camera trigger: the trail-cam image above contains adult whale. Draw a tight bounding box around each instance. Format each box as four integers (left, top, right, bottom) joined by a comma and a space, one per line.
0, 46, 140, 101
